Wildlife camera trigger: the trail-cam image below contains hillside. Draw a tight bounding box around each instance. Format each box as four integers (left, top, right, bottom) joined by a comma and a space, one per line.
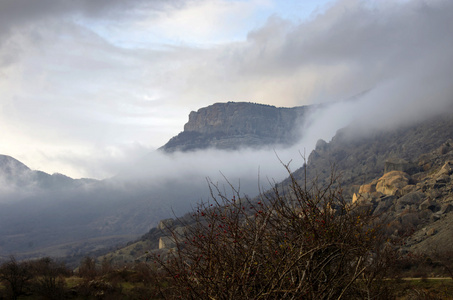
104, 111, 453, 265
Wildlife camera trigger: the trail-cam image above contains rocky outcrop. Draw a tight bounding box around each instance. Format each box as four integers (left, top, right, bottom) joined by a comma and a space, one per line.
161, 102, 310, 152
349, 140, 453, 255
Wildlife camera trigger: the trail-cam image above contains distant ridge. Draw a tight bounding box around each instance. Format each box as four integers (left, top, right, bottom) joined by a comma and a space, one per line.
0, 154, 97, 190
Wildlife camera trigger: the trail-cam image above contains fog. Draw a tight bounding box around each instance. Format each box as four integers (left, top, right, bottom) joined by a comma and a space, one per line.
1, 0, 453, 258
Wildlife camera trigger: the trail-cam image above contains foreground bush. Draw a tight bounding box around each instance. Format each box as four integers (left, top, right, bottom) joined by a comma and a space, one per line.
0, 256, 71, 300
153, 165, 393, 299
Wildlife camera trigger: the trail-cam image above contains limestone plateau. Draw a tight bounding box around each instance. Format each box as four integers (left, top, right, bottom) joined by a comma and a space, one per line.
160, 102, 310, 152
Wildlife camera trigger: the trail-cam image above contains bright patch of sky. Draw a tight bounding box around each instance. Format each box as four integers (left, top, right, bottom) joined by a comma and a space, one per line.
76, 0, 333, 49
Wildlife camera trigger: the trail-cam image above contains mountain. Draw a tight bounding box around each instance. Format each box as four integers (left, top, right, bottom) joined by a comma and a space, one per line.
103, 111, 453, 265
160, 102, 310, 152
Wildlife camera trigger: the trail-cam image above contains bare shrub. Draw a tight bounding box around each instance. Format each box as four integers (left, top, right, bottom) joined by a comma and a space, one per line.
152, 164, 392, 299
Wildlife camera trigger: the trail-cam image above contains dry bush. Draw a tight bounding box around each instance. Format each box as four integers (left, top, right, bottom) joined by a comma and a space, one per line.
152, 164, 394, 299
0, 256, 33, 300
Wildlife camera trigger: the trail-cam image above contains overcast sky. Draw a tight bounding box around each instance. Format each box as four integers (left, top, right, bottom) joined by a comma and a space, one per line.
1, 0, 452, 179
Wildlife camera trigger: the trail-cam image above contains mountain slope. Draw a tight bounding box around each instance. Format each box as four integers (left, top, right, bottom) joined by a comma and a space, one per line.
292, 115, 453, 196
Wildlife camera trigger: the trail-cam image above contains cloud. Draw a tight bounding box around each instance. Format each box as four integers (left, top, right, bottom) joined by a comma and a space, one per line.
1, 0, 453, 179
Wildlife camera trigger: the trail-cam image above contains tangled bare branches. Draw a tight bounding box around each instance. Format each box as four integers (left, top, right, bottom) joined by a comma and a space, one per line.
152, 164, 393, 299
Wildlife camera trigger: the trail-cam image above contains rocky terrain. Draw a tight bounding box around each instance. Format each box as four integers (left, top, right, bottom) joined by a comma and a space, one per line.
352, 142, 453, 254
160, 102, 310, 152
296, 115, 453, 196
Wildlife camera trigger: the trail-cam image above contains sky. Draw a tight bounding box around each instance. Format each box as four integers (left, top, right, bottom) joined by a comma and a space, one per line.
1, 0, 452, 179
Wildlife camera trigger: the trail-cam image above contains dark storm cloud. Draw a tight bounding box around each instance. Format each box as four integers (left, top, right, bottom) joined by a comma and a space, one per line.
0, 0, 187, 40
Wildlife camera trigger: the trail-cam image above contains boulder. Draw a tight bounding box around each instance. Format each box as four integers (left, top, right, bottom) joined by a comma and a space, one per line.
419, 199, 440, 212
396, 191, 425, 211
437, 161, 453, 177
376, 171, 411, 196
426, 228, 437, 236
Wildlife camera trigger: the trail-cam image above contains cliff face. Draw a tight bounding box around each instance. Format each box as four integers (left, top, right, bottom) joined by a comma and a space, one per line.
161, 102, 310, 152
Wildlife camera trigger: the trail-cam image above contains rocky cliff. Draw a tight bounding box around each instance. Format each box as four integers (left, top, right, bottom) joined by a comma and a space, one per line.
160, 102, 310, 152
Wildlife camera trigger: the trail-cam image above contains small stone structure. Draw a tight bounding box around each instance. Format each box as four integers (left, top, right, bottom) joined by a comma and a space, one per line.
159, 236, 176, 249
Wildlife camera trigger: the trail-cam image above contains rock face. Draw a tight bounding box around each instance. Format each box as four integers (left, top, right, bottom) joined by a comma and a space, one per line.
161, 102, 310, 152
